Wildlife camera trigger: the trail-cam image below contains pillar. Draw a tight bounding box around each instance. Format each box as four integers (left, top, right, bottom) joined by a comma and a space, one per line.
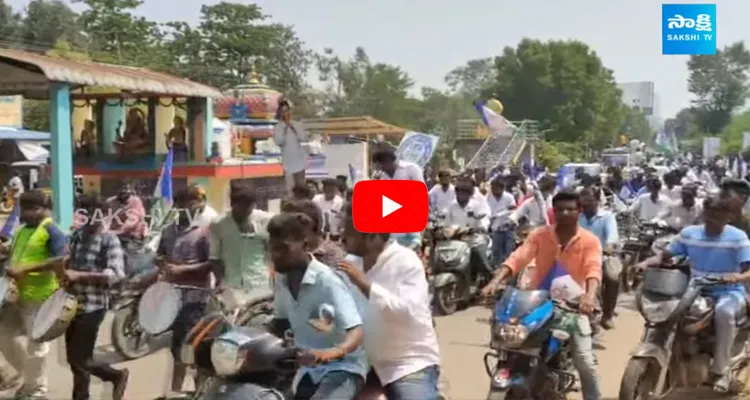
203, 98, 214, 160
186, 97, 213, 162
101, 100, 124, 154
154, 98, 175, 155
71, 103, 91, 143
49, 83, 74, 229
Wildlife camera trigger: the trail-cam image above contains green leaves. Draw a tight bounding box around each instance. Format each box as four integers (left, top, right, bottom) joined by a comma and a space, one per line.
687, 41, 750, 134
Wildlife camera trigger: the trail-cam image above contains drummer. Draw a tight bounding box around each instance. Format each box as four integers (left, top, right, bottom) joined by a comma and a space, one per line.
66, 193, 129, 400
156, 186, 214, 397
0, 190, 66, 398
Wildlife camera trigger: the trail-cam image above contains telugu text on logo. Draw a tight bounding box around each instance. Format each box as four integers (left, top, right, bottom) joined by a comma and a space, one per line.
666, 13, 712, 31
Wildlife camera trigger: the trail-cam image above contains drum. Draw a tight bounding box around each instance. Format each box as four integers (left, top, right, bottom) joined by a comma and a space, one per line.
31, 288, 78, 343
138, 281, 181, 335
0, 276, 18, 307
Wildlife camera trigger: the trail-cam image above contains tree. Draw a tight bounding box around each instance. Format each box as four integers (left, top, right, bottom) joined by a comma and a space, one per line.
485, 38, 626, 150
444, 57, 496, 98
664, 107, 697, 138
687, 41, 750, 134
316, 47, 417, 127
621, 105, 653, 143
74, 0, 166, 67
19, 0, 82, 49
0, 0, 21, 41
165, 1, 312, 94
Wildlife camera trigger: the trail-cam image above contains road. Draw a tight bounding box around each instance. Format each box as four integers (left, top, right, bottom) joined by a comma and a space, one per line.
1, 294, 749, 399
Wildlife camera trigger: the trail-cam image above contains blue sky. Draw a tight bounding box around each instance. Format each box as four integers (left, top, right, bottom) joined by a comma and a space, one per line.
8, 0, 750, 118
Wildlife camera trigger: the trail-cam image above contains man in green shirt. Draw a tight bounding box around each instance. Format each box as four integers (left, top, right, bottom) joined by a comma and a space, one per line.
209, 182, 272, 292
0, 190, 66, 399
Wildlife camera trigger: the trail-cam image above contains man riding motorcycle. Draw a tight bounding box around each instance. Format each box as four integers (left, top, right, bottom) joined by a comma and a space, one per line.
638, 196, 750, 392
481, 190, 603, 400
651, 184, 702, 231
444, 176, 492, 277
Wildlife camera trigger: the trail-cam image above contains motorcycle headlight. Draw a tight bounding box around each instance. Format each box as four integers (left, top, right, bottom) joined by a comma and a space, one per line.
210, 340, 247, 376
493, 323, 529, 347
688, 296, 713, 317
641, 297, 680, 323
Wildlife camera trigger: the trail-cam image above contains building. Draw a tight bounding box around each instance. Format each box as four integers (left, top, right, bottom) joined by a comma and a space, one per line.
618, 81, 662, 131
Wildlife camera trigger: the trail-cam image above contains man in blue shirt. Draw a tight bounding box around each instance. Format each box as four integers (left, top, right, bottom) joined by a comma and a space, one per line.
578, 187, 620, 329
267, 213, 367, 400
641, 196, 750, 392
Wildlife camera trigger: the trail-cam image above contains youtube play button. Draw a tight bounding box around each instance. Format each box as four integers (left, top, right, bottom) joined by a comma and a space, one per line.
352, 180, 428, 233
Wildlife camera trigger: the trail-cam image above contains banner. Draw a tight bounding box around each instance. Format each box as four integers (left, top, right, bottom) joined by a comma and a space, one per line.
396, 131, 440, 167
306, 154, 327, 178
0, 96, 22, 127
702, 137, 721, 159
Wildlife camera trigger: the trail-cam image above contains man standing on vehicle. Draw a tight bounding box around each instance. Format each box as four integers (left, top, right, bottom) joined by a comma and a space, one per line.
639, 196, 750, 392
578, 187, 620, 330
481, 190, 603, 400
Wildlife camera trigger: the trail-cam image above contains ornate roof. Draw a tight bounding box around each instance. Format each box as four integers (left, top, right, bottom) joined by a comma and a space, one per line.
214, 69, 282, 121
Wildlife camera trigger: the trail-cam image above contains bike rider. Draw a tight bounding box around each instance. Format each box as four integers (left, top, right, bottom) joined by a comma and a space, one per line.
481, 190, 603, 400
628, 178, 670, 221
720, 179, 750, 236
652, 184, 702, 231
444, 176, 493, 279
578, 187, 620, 330
638, 196, 750, 392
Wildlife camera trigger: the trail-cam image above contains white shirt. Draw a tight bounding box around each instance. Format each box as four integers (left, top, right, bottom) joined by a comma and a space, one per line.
487, 191, 517, 231
655, 201, 703, 230
194, 204, 219, 227
272, 121, 309, 174
472, 187, 491, 216
445, 198, 490, 230
377, 160, 424, 182
510, 193, 552, 226
345, 243, 440, 385
629, 193, 671, 221
428, 184, 455, 212
661, 185, 682, 203
312, 193, 344, 234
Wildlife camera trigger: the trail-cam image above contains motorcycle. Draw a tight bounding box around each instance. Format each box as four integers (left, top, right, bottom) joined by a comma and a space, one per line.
619, 267, 750, 399
431, 212, 494, 315
620, 221, 676, 293
192, 326, 385, 400
483, 286, 595, 400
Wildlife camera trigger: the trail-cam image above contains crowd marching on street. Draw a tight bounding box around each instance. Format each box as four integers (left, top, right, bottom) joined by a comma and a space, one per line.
4, 98, 750, 400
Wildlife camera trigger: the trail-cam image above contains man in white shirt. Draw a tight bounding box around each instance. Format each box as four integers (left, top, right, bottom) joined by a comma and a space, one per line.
628, 179, 671, 221
337, 206, 442, 400
661, 171, 682, 203
653, 184, 702, 230
444, 177, 492, 279
273, 99, 309, 193
486, 177, 516, 265
313, 179, 345, 240
428, 170, 455, 213
7, 171, 23, 198
372, 149, 424, 182
509, 176, 556, 227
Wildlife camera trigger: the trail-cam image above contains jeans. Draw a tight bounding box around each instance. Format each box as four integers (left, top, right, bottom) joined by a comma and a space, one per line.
65, 309, 125, 400
170, 302, 207, 358
384, 365, 441, 400
711, 292, 745, 375
0, 302, 50, 397
491, 229, 515, 266
294, 371, 364, 400
571, 327, 601, 400
601, 261, 620, 321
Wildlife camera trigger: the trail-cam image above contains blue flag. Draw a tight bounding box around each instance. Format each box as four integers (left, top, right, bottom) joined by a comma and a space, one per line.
0, 203, 19, 238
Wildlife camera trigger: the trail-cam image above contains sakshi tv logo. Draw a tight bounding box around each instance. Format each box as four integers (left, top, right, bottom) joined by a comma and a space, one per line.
662, 4, 716, 55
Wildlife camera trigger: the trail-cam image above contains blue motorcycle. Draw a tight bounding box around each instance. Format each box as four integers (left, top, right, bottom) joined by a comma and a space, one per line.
483, 287, 591, 400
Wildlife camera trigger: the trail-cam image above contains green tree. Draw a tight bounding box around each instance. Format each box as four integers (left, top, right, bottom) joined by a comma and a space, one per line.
0, 0, 21, 41
687, 41, 750, 134
316, 47, 416, 127
664, 107, 697, 138
74, 0, 166, 67
444, 57, 496, 99
622, 105, 653, 143
165, 1, 311, 94
485, 38, 626, 150
19, 0, 82, 49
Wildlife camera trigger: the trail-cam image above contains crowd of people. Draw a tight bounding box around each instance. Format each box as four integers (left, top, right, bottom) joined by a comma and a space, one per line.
4, 133, 750, 400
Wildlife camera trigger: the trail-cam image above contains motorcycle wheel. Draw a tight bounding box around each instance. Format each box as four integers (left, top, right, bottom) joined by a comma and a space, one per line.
434, 283, 459, 316
111, 306, 157, 360
619, 358, 660, 400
